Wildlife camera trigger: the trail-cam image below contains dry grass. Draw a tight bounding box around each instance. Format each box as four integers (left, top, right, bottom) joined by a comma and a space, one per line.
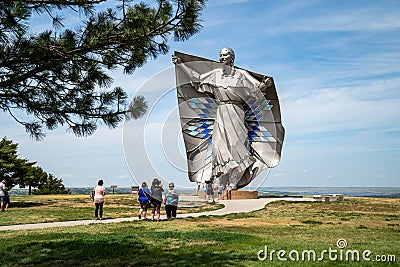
167, 197, 400, 235
0, 196, 399, 266
1, 194, 223, 226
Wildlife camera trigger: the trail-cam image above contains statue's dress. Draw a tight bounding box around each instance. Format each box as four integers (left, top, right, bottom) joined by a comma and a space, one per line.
175, 51, 284, 189
191, 68, 262, 186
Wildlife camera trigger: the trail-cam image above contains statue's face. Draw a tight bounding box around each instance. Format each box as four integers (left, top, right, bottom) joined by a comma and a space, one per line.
219, 48, 234, 66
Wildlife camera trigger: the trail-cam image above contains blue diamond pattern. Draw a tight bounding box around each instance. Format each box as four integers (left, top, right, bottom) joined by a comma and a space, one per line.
183, 118, 214, 140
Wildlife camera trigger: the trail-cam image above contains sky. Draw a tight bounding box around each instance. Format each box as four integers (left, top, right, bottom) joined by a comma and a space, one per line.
1, 0, 399, 189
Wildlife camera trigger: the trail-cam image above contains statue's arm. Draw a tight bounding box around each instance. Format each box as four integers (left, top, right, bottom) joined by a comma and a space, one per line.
172, 56, 200, 81
241, 70, 272, 92
258, 76, 273, 91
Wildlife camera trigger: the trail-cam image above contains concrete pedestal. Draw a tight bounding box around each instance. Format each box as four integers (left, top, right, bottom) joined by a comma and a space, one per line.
198, 190, 258, 200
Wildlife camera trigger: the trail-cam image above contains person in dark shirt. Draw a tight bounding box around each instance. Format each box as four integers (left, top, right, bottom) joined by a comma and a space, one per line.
150, 178, 164, 222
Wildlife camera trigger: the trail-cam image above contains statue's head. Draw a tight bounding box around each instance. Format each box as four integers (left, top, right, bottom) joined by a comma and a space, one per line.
219, 47, 235, 66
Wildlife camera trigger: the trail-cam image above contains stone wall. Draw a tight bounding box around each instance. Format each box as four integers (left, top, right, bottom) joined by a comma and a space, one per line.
198, 190, 258, 200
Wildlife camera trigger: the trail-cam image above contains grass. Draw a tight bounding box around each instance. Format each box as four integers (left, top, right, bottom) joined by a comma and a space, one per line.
0, 196, 399, 266
0, 194, 223, 226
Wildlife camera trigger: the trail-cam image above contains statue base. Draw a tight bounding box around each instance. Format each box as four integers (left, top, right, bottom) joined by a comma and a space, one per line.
198, 190, 258, 200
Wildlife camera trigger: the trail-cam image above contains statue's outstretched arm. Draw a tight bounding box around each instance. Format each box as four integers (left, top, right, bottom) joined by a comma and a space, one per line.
172, 55, 199, 81
259, 76, 273, 91
241, 70, 272, 92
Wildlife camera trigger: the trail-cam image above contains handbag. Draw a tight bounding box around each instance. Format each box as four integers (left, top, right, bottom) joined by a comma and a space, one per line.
140, 189, 152, 208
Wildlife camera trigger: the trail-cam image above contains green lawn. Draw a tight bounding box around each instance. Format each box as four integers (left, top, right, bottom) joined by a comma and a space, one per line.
0, 194, 222, 226
0, 196, 399, 266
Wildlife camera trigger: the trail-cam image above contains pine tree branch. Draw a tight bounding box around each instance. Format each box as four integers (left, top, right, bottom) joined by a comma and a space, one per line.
0, 0, 204, 138
0, 0, 106, 5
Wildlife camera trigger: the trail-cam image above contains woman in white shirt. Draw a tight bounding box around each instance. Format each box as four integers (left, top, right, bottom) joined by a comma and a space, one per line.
93, 179, 106, 220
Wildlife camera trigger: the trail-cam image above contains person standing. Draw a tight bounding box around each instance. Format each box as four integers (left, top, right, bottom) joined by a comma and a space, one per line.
150, 178, 164, 222
217, 184, 223, 200
226, 183, 232, 200
164, 182, 179, 219
0, 179, 6, 212
205, 181, 215, 203
4, 190, 10, 211
137, 182, 151, 220
93, 179, 106, 220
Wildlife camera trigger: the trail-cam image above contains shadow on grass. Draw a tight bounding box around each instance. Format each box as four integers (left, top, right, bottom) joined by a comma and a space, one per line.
0, 228, 261, 266
10, 202, 46, 208
259, 195, 303, 198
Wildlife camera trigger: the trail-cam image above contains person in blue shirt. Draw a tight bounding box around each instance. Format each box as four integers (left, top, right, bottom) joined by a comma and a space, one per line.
164, 182, 179, 219
137, 182, 151, 220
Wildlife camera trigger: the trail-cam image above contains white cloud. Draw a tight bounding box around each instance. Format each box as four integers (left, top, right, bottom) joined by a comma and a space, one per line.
2, 0, 399, 188
260, 1, 400, 34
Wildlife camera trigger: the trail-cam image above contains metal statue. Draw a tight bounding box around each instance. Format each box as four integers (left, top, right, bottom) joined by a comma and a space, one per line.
173, 48, 284, 189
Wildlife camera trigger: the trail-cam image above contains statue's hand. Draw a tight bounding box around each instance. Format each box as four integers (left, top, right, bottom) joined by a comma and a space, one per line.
262, 76, 272, 88
172, 55, 182, 65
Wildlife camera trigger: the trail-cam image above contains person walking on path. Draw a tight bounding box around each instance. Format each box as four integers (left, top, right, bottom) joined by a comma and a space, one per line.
205, 180, 215, 203
150, 178, 164, 222
0, 179, 7, 212
164, 182, 179, 219
93, 179, 106, 220
137, 182, 151, 220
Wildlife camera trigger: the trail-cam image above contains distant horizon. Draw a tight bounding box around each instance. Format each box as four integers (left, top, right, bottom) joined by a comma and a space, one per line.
11, 185, 400, 189
10, 185, 400, 198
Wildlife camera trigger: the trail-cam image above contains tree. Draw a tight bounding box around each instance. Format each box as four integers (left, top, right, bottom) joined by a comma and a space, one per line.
0, 137, 18, 182
0, 136, 35, 189
0, 0, 205, 139
0, 136, 69, 194
21, 165, 48, 195
32, 174, 71, 195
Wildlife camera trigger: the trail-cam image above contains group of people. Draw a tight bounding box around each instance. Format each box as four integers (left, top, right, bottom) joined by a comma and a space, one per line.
91, 178, 179, 222
136, 178, 179, 222
203, 181, 235, 203
0, 179, 10, 212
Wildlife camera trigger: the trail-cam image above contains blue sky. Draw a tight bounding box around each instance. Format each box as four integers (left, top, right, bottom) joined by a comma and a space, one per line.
1, 0, 399, 189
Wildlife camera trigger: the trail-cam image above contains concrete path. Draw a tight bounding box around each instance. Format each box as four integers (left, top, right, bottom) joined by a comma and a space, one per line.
0, 197, 314, 231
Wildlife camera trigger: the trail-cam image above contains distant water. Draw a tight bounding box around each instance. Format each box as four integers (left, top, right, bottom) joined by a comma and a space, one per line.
252, 187, 400, 198
8, 186, 400, 198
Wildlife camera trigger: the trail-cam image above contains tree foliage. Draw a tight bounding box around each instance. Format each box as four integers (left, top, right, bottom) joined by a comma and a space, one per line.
0, 0, 205, 139
0, 136, 70, 194
23, 165, 49, 194
0, 137, 35, 189
32, 174, 71, 195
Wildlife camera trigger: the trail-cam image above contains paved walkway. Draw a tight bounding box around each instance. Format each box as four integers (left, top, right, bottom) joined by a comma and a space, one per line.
0, 197, 314, 231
